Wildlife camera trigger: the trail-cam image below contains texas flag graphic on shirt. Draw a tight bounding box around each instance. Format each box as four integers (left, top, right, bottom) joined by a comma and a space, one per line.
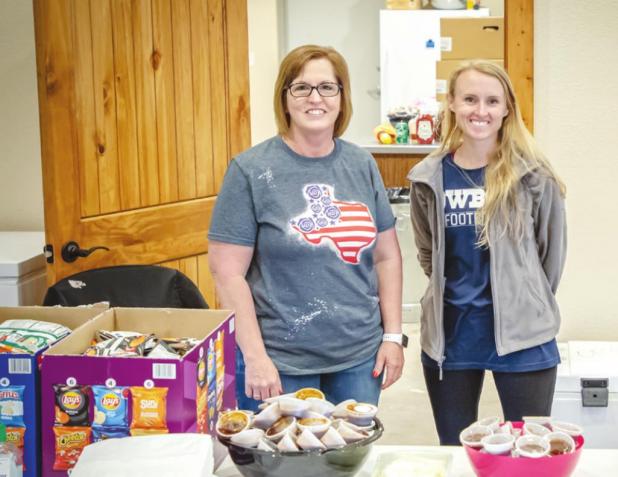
290, 184, 377, 264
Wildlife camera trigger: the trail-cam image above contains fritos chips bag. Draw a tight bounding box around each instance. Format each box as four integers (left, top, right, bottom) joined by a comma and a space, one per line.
0, 385, 25, 427
6, 426, 25, 447
53, 426, 91, 471
129, 387, 168, 431
6, 427, 25, 469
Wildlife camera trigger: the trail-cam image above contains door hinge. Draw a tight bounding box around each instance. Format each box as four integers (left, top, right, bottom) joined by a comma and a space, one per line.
44, 244, 54, 264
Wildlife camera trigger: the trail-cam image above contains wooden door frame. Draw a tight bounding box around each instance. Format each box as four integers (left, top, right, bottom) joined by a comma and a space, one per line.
505, 0, 534, 131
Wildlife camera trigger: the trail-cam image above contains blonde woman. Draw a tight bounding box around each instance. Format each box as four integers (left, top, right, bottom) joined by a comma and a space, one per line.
408, 61, 566, 444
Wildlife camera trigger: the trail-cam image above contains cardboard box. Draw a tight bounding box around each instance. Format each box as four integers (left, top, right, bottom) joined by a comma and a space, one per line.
0, 305, 107, 477
436, 58, 504, 102
440, 17, 504, 60
40, 307, 236, 477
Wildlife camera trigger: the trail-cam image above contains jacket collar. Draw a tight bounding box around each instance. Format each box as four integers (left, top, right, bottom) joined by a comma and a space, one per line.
408, 149, 537, 187
407, 151, 450, 188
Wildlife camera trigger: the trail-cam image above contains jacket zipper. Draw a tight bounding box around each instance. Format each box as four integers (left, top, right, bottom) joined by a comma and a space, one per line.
488, 231, 502, 356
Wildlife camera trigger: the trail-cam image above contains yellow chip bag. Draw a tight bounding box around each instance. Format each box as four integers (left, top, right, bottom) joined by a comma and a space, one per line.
129, 427, 170, 436
130, 386, 168, 430
6, 427, 25, 448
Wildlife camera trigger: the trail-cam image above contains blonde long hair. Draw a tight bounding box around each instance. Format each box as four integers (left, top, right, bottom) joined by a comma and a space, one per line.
438, 60, 566, 246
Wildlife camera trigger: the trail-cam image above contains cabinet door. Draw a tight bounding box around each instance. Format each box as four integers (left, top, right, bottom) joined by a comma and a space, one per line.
34, 0, 250, 306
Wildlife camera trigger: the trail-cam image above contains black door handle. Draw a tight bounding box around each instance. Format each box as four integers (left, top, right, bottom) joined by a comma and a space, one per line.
61, 241, 110, 263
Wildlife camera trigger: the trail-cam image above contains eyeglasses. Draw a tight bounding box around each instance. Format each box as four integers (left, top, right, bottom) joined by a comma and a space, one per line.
287, 82, 342, 97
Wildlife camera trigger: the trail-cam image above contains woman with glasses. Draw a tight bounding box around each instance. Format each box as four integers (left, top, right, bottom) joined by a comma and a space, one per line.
409, 61, 567, 444
208, 45, 404, 410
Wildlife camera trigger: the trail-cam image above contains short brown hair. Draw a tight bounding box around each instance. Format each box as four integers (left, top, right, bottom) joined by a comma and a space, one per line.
273, 45, 352, 138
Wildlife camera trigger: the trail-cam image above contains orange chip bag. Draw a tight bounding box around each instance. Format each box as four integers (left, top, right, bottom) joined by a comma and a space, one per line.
53, 426, 91, 471
6, 427, 25, 469
6, 427, 25, 448
130, 386, 168, 430
129, 427, 170, 436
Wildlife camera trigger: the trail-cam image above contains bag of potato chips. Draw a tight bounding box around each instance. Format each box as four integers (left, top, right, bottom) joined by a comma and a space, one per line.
130, 387, 168, 432
0, 319, 71, 354
92, 386, 129, 429
53, 426, 92, 471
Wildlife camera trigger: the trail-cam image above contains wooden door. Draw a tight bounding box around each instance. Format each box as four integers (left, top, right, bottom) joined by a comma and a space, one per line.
33, 0, 250, 306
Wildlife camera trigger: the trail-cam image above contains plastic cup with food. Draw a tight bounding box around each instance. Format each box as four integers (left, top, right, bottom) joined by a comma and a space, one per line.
515, 434, 550, 458
481, 433, 515, 456
475, 416, 500, 432
523, 421, 551, 438
551, 420, 583, 437
545, 431, 576, 456
459, 425, 493, 448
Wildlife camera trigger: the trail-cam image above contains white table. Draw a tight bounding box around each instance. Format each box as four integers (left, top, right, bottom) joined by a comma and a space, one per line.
215, 445, 618, 476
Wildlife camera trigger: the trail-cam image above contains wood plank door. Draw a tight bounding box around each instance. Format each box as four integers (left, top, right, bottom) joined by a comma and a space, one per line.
33, 0, 250, 306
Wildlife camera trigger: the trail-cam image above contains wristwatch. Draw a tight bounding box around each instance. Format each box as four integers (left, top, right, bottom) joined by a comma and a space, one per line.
382, 333, 408, 348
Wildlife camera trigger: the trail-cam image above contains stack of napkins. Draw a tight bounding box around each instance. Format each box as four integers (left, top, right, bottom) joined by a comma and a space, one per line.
71, 433, 214, 477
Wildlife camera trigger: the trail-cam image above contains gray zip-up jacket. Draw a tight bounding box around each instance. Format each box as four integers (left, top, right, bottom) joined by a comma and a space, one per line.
407, 152, 567, 370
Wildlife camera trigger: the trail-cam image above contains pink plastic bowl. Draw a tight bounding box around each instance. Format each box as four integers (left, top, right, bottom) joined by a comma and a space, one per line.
464, 422, 584, 477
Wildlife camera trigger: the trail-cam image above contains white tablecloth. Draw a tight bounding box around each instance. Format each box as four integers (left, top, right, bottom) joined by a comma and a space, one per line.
214, 444, 618, 476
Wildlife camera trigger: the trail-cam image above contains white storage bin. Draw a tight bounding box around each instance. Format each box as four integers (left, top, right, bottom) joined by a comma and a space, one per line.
0, 231, 47, 306
552, 341, 618, 448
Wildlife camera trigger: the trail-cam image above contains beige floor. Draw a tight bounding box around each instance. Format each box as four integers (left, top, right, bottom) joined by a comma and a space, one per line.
378, 323, 503, 445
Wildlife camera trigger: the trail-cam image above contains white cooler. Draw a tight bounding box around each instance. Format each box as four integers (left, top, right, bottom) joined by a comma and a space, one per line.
0, 231, 47, 306
552, 341, 618, 448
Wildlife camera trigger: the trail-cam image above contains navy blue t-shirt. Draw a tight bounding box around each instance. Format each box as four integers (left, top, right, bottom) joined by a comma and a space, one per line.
422, 154, 560, 372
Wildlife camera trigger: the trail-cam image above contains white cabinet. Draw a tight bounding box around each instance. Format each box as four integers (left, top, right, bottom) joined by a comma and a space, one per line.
552, 341, 618, 448
0, 231, 47, 306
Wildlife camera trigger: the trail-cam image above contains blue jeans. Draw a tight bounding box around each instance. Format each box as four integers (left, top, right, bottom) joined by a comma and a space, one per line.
235, 347, 382, 412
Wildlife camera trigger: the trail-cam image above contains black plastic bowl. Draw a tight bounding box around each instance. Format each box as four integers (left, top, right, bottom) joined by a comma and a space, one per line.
220, 418, 384, 477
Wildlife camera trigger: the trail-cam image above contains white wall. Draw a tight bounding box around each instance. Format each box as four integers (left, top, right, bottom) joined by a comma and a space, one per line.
283, 0, 384, 144
535, 0, 618, 341
247, 0, 281, 145
0, 0, 43, 231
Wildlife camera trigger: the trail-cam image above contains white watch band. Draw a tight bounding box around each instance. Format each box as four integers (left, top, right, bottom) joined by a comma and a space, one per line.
382, 333, 403, 345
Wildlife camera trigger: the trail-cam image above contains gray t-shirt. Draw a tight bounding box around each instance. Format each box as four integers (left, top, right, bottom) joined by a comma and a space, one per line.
208, 136, 395, 374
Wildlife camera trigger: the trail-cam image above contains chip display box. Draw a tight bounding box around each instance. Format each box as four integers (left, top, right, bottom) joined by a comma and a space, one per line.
40, 307, 236, 477
0, 305, 106, 477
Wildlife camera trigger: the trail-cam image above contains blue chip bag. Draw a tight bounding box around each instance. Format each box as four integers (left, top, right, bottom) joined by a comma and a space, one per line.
91, 426, 130, 442
92, 386, 128, 428
0, 385, 25, 427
